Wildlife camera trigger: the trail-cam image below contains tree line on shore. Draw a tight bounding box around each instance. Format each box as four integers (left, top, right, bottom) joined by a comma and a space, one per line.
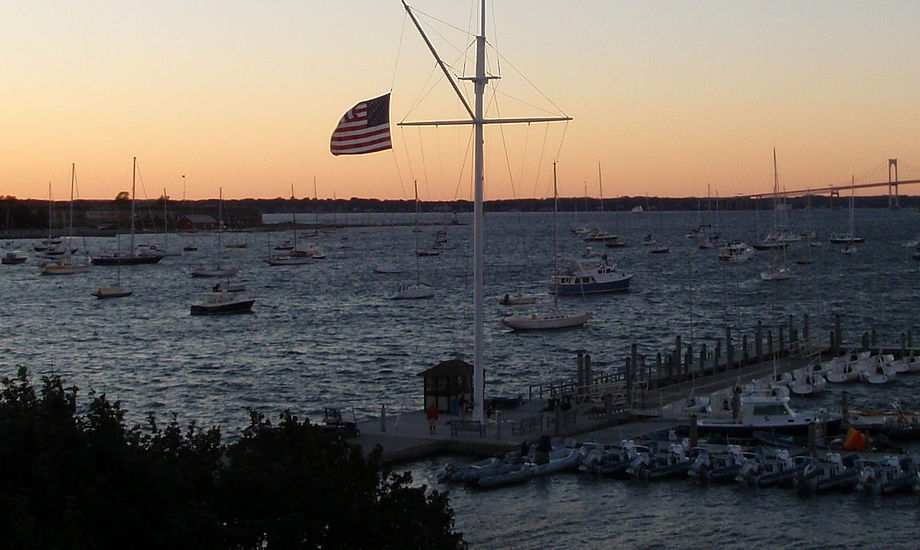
2, 194, 914, 233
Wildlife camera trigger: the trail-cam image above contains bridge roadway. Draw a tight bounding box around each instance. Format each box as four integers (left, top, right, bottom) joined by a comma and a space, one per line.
745, 178, 920, 200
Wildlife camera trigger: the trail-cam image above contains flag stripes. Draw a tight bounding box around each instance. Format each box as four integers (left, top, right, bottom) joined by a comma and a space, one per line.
330, 93, 392, 156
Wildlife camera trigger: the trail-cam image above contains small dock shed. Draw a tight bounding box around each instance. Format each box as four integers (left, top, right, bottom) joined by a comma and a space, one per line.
418, 359, 474, 414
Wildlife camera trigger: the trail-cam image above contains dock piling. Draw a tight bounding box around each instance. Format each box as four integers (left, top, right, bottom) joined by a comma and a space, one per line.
808, 422, 817, 456
834, 315, 841, 354
689, 415, 698, 448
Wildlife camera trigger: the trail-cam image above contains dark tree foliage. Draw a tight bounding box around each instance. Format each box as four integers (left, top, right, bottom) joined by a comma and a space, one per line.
0, 368, 464, 549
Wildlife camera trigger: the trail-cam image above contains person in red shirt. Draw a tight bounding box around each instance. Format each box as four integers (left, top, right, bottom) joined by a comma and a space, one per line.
426, 404, 439, 434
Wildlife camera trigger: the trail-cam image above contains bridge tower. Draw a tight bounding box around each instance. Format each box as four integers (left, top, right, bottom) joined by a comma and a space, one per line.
889, 158, 899, 209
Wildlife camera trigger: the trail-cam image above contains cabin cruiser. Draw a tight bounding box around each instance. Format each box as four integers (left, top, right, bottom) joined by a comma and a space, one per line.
696, 391, 841, 436
552, 255, 632, 295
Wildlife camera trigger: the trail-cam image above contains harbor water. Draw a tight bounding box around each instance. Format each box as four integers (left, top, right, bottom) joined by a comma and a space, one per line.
3, 206, 920, 547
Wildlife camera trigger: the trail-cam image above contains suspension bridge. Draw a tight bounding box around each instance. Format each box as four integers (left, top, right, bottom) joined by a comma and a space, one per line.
746, 158, 920, 208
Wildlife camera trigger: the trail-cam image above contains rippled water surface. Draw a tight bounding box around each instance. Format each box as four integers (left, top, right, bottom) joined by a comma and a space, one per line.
4, 207, 920, 547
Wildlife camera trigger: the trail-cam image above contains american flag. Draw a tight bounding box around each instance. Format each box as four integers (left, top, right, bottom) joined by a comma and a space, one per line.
330, 93, 392, 156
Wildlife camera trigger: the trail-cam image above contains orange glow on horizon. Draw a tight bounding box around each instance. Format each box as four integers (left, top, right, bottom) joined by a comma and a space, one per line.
2, 2, 919, 201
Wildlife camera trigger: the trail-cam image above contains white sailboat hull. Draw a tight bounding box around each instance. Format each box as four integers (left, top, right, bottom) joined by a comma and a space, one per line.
501, 311, 590, 331
391, 282, 434, 300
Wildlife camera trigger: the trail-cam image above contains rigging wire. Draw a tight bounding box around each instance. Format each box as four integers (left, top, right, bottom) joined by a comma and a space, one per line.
417, 126, 431, 201
391, 10, 408, 92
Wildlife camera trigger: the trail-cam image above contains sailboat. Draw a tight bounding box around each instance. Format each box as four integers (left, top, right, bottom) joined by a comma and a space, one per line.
760, 252, 792, 281
34, 184, 60, 255
181, 175, 199, 252
93, 235, 133, 298
501, 162, 590, 330
831, 179, 864, 249
265, 184, 312, 266
93, 158, 165, 265
159, 188, 181, 257
191, 188, 239, 278
650, 208, 670, 254
42, 164, 91, 275
391, 181, 434, 299
307, 176, 327, 259
759, 150, 792, 281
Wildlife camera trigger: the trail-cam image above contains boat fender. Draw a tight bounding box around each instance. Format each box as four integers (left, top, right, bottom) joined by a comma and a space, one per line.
843, 428, 867, 452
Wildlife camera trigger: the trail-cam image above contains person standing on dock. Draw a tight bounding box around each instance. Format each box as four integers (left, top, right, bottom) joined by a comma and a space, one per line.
426, 403, 439, 433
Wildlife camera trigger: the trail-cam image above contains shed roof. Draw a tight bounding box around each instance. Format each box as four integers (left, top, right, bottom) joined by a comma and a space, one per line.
417, 359, 472, 377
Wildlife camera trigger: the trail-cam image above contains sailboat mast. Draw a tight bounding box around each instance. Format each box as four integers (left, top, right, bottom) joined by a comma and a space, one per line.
163, 187, 168, 253
772, 148, 779, 231
471, 0, 486, 423
313, 175, 319, 233
414, 180, 422, 284
850, 175, 855, 235
47, 182, 53, 243
218, 188, 223, 255
399, 0, 571, 424
598, 162, 603, 213
68, 163, 75, 263
553, 161, 559, 309
292, 182, 297, 250
130, 156, 137, 255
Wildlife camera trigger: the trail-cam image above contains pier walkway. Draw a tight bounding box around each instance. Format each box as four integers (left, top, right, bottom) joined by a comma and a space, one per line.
352, 352, 825, 464
352, 399, 676, 464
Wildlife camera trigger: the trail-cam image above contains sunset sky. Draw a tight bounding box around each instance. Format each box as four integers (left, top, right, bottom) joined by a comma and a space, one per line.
2, 1, 919, 201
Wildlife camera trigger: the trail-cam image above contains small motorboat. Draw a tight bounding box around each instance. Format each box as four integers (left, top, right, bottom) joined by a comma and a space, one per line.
580, 440, 646, 479
1, 250, 27, 265
796, 452, 860, 493
92, 286, 133, 299
689, 445, 751, 483
738, 449, 809, 488
390, 282, 435, 300
857, 456, 920, 494
499, 292, 538, 306
628, 442, 694, 481
190, 286, 254, 315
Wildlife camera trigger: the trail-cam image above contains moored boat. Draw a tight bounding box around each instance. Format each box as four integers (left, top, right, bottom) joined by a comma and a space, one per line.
696, 391, 842, 437
1, 250, 28, 265
190, 286, 254, 315
500, 310, 590, 331
552, 255, 632, 295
